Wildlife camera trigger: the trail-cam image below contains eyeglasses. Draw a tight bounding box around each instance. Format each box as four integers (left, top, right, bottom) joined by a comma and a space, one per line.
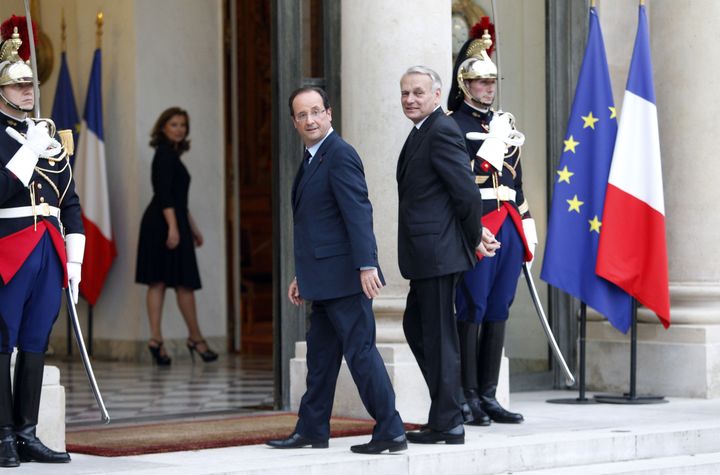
294, 108, 326, 123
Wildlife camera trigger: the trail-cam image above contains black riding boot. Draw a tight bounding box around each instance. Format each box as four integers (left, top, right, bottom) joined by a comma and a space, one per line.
457, 320, 490, 426
13, 352, 71, 463
0, 353, 19, 467
477, 321, 524, 423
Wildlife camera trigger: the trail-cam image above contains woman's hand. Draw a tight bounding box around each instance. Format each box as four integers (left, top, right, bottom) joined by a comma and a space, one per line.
166, 227, 180, 249
193, 228, 204, 247
188, 212, 203, 247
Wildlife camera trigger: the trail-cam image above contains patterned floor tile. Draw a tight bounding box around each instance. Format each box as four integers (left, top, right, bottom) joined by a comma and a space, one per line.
47, 354, 274, 426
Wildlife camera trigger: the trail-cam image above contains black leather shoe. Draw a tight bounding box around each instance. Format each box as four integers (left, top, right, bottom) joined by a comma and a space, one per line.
16, 436, 70, 463
0, 431, 19, 468
480, 397, 524, 424
464, 390, 491, 426
350, 435, 407, 454
266, 433, 328, 449
461, 402, 474, 424
406, 424, 464, 445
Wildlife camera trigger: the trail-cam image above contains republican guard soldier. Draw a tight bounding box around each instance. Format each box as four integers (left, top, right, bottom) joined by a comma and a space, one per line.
0, 22, 84, 466
448, 28, 537, 426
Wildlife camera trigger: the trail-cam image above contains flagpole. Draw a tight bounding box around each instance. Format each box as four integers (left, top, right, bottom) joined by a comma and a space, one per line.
594, 299, 666, 405
85, 11, 104, 356
547, 302, 596, 404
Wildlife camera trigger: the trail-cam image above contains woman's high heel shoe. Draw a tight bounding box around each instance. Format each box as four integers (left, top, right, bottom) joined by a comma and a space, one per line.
186, 339, 218, 363
148, 339, 172, 366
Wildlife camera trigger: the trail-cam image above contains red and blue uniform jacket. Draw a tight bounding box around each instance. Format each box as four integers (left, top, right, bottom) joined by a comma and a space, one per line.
450, 102, 532, 261
0, 112, 83, 287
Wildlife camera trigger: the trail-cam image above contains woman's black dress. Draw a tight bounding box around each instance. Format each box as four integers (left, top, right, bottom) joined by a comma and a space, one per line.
135, 141, 201, 289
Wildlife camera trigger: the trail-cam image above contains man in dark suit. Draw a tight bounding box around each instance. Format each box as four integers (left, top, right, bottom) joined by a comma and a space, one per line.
266, 87, 406, 455
397, 66, 495, 445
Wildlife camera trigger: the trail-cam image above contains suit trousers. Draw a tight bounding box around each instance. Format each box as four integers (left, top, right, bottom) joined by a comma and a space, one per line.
295, 292, 404, 442
402, 273, 464, 431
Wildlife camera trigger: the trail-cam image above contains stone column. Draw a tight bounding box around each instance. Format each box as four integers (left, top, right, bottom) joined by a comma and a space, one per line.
587, 0, 720, 398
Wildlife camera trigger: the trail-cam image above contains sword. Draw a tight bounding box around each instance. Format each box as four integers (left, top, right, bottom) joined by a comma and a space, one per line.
523, 263, 575, 386
23, 0, 110, 423
66, 289, 110, 423
22, 1, 40, 118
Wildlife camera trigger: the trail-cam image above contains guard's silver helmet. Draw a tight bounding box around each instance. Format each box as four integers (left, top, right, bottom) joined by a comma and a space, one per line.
0, 27, 33, 112
456, 29, 497, 99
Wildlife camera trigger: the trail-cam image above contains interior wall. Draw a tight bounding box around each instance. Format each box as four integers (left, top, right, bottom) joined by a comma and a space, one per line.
1, 0, 226, 357
132, 0, 226, 348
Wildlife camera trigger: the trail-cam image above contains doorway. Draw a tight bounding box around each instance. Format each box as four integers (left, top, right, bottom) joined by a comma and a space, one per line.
229, 0, 274, 355
226, 0, 340, 407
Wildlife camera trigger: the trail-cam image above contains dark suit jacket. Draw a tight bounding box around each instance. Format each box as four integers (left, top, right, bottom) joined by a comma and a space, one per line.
396, 108, 483, 280
292, 131, 383, 301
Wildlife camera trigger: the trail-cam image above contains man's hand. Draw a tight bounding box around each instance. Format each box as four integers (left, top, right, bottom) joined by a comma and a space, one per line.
523, 218, 538, 270
477, 227, 501, 257
67, 262, 82, 304
23, 119, 54, 155
65, 233, 85, 305
474, 113, 525, 172
288, 277, 304, 305
360, 268, 383, 300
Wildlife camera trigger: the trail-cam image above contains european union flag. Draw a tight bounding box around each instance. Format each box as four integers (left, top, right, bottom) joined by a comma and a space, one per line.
540, 7, 632, 333
51, 52, 80, 167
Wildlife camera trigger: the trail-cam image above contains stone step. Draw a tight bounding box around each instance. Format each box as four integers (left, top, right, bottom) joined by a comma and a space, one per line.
512, 452, 720, 474
115, 419, 720, 474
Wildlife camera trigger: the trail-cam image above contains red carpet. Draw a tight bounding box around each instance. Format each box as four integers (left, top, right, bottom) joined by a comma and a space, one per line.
66, 412, 417, 457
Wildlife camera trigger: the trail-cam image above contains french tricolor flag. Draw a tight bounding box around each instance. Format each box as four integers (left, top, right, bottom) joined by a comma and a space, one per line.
74, 48, 117, 306
596, 4, 670, 328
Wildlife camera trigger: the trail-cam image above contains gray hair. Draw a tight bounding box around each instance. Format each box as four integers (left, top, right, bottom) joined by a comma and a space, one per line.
402, 65, 442, 93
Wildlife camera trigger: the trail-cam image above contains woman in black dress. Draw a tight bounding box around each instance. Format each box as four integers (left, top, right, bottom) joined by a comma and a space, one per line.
136, 107, 217, 365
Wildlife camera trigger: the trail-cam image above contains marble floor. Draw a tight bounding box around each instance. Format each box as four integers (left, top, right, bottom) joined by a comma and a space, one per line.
47, 354, 274, 426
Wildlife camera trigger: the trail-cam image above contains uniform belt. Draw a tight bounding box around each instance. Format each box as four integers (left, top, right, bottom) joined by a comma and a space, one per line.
480, 186, 516, 202
0, 204, 61, 219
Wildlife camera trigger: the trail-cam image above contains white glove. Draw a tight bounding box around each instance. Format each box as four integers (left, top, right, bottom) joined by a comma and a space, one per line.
65, 233, 86, 304
22, 119, 54, 154
522, 218, 538, 270
467, 113, 526, 174
5, 120, 57, 187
